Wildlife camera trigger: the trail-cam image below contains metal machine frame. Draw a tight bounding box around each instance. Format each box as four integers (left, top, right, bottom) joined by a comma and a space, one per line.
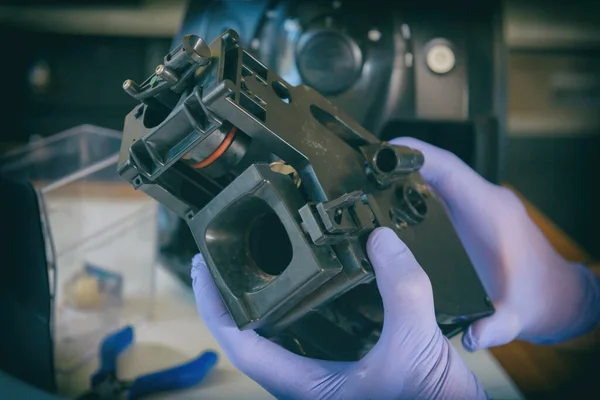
117, 30, 493, 361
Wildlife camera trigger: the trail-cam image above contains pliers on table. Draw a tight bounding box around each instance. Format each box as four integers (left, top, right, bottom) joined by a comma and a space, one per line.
76, 325, 218, 399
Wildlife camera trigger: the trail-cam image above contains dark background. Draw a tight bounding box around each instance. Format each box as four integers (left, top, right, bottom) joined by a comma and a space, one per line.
0, 0, 599, 258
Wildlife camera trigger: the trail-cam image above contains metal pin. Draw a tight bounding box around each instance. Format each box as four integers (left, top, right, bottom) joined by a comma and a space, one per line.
155, 64, 179, 84
122, 79, 140, 96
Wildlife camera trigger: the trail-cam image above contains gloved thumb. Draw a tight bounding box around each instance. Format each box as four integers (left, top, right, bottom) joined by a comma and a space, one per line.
462, 306, 521, 351
367, 227, 438, 332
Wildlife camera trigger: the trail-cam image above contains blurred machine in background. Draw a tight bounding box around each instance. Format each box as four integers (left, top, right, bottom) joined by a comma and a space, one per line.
159, 0, 507, 284
0, 0, 598, 269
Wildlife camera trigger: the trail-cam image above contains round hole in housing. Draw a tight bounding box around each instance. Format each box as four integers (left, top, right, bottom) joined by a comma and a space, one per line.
248, 212, 293, 276
272, 80, 291, 104
374, 147, 398, 173
392, 185, 428, 226
404, 186, 427, 217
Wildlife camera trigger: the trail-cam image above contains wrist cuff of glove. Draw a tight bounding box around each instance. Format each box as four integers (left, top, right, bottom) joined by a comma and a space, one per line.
528, 263, 600, 345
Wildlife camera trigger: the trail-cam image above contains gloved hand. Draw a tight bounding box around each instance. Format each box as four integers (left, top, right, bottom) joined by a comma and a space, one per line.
390, 137, 600, 350
192, 228, 488, 400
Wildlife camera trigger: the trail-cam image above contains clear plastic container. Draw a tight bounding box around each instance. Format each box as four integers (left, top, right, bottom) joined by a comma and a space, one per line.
0, 125, 157, 375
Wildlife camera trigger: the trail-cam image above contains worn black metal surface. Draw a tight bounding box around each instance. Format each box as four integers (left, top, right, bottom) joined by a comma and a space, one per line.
117, 30, 493, 361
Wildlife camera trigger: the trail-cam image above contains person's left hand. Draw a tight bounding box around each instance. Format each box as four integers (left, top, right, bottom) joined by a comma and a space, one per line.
191, 227, 488, 400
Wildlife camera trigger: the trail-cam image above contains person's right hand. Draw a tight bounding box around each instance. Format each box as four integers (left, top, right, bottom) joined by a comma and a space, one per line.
390, 137, 600, 351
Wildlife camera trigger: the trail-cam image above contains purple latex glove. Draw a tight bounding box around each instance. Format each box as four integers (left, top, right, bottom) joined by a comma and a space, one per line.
192, 227, 488, 399
390, 137, 600, 350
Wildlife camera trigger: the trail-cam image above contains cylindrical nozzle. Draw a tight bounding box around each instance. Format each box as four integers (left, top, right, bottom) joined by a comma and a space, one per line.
373, 145, 424, 176
122, 79, 140, 97
390, 145, 424, 174
155, 64, 179, 85
165, 35, 212, 70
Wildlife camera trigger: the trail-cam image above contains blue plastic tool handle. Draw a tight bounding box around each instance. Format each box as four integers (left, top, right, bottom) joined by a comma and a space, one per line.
91, 325, 134, 387
127, 350, 218, 399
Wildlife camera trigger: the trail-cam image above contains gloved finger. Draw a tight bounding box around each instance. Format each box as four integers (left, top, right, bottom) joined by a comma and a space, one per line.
366, 227, 438, 334
462, 306, 521, 351
191, 253, 232, 328
388, 137, 491, 198
191, 254, 345, 398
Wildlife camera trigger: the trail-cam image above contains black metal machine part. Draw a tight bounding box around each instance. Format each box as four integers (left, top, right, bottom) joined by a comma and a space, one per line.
158, 1, 507, 334
117, 29, 494, 361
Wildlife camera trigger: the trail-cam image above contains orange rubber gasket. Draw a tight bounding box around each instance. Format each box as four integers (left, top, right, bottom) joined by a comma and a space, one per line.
192, 126, 237, 169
